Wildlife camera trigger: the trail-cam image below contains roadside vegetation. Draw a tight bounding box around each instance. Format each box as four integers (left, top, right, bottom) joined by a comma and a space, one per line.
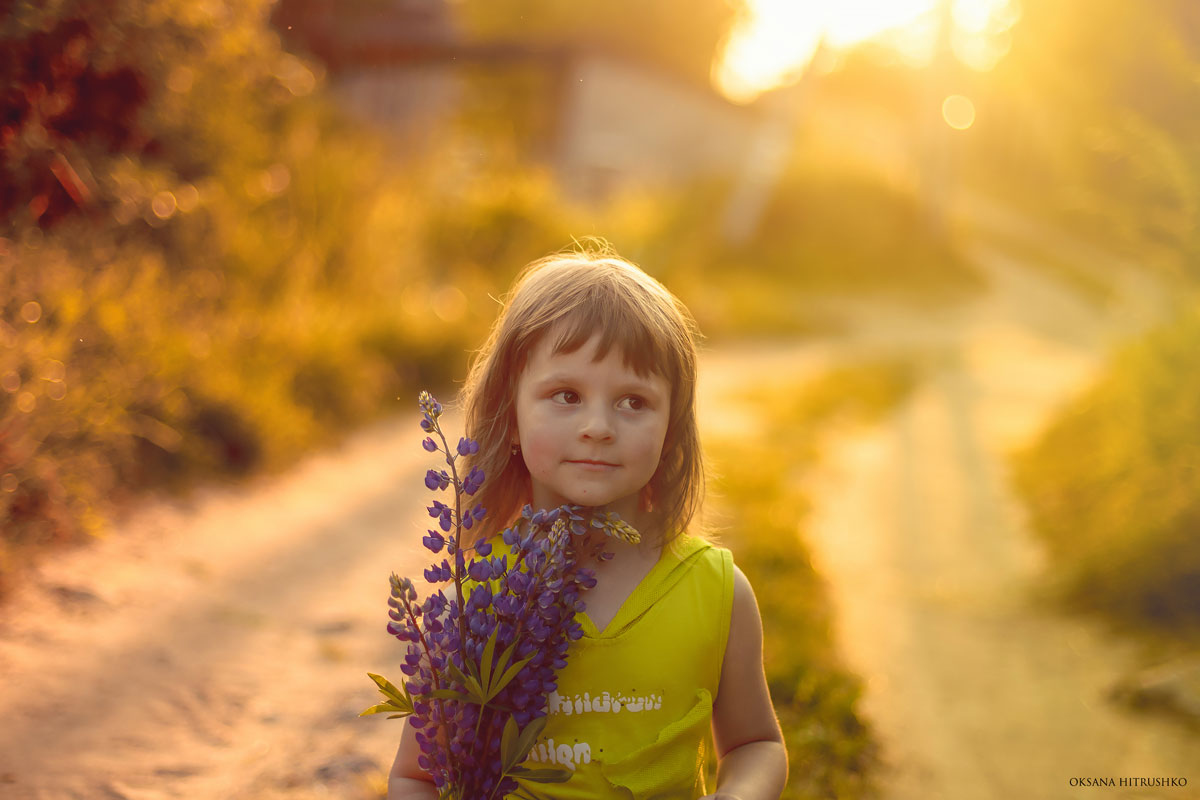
0, 3, 974, 596
966, 2, 1200, 647
704, 358, 922, 799
1013, 304, 1200, 641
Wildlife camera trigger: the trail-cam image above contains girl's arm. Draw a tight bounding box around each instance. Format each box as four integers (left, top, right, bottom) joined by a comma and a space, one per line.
387, 718, 439, 800
706, 565, 788, 800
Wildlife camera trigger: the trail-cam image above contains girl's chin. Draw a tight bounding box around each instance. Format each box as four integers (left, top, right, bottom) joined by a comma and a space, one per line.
536, 497, 638, 518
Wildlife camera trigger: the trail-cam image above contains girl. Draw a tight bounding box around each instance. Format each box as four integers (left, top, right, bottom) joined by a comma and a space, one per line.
388, 245, 788, 799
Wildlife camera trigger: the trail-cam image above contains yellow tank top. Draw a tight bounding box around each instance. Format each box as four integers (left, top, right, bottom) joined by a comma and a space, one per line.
503, 534, 734, 800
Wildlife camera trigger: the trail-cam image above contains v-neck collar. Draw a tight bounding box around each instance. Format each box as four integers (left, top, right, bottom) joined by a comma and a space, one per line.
578, 536, 708, 639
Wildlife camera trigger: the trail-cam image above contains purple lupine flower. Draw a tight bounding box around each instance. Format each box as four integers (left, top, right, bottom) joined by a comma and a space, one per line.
462, 466, 485, 496
363, 391, 642, 800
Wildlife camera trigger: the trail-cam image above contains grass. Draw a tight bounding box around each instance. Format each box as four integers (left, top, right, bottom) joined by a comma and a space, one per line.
702, 357, 922, 799
1012, 300, 1200, 640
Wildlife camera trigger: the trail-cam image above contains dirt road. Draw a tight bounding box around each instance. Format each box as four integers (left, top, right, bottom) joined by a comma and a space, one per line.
0, 237, 1194, 799
793, 247, 1199, 799
0, 417, 438, 799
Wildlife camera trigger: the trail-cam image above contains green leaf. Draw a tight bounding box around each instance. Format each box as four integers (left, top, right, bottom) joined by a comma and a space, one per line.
514, 714, 547, 763
485, 639, 520, 695
479, 626, 500, 691
367, 672, 400, 696
501, 715, 521, 772
511, 766, 572, 784
490, 655, 534, 699
366, 673, 414, 713
445, 661, 487, 703
359, 702, 410, 717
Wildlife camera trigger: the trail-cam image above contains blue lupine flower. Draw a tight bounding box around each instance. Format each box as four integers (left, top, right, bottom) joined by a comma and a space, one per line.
364, 391, 642, 800
462, 466, 484, 496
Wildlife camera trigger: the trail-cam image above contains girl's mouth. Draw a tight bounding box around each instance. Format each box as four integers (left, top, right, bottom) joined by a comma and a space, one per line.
567, 460, 619, 470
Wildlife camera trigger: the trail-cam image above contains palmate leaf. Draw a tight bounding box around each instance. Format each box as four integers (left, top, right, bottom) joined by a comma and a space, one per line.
358, 702, 410, 719
477, 628, 532, 700
509, 765, 572, 784
361, 672, 415, 717
500, 714, 549, 773
489, 653, 532, 699
513, 715, 547, 767
479, 625, 500, 686
368, 672, 410, 705
445, 661, 488, 704
501, 716, 521, 772
444, 632, 535, 707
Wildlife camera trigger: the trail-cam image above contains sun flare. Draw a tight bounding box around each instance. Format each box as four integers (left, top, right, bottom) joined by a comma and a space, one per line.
716, 0, 1020, 102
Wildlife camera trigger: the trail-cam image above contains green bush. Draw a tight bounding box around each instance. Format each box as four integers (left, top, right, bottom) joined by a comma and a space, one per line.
0, 1, 579, 592
1013, 302, 1200, 632
0, 1, 969, 599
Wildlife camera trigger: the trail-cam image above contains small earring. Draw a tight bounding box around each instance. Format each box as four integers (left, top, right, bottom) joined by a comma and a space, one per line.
510, 443, 521, 456
639, 484, 655, 513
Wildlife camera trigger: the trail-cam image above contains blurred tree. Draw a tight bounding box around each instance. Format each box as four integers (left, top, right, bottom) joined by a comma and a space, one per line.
0, 0, 453, 575
457, 0, 746, 88
972, 0, 1200, 278
0, 12, 151, 228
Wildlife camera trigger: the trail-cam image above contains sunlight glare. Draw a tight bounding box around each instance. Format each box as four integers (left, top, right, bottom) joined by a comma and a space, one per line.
717, 0, 1020, 102
942, 94, 976, 129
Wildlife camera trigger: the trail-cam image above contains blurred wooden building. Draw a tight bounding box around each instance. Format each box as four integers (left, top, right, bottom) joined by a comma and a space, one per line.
271, 0, 777, 204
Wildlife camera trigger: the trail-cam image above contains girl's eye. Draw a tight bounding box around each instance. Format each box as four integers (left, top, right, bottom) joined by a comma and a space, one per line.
617, 395, 646, 411
551, 390, 580, 404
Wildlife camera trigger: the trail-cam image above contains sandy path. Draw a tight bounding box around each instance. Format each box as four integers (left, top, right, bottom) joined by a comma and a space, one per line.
0, 415, 440, 799
794, 247, 1199, 799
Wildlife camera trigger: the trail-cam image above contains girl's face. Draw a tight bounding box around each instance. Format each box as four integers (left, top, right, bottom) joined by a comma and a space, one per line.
513, 332, 670, 525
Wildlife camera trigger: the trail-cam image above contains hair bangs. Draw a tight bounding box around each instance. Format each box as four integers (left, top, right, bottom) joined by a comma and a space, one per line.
542, 284, 672, 381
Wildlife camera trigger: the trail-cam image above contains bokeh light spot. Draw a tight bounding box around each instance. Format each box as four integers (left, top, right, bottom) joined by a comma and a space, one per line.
152, 191, 178, 219
20, 301, 42, 323
17, 391, 35, 413
1, 371, 19, 393
274, 54, 316, 96
261, 164, 291, 196
41, 359, 66, 382
176, 183, 200, 213
1, 474, 17, 493
432, 285, 467, 323
942, 94, 976, 130
48, 382, 67, 401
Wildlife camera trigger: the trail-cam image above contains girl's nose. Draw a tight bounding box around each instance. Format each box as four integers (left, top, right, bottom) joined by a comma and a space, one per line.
578, 403, 615, 440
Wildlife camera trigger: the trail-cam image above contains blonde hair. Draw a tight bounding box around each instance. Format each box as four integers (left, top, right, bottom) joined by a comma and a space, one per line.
459, 243, 705, 547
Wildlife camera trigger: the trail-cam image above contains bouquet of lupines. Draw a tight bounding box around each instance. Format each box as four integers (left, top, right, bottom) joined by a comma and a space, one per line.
363, 391, 639, 800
